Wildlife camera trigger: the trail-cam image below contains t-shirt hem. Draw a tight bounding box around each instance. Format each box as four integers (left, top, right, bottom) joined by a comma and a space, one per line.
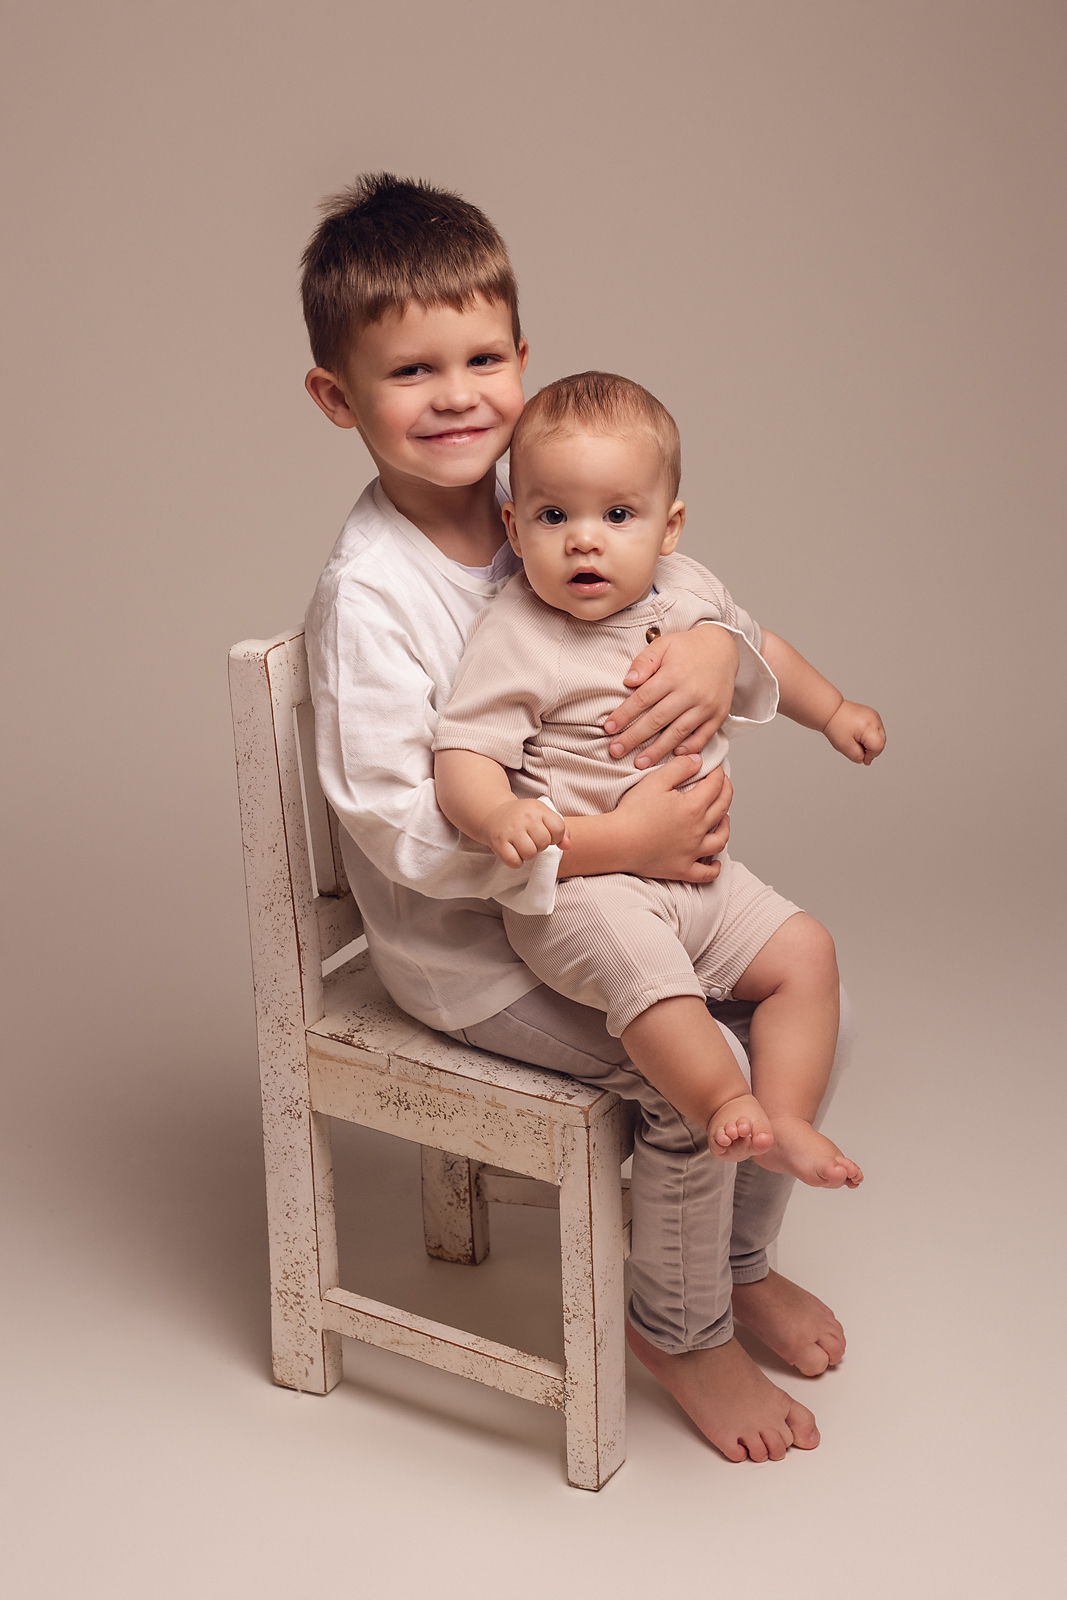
421, 964, 544, 1034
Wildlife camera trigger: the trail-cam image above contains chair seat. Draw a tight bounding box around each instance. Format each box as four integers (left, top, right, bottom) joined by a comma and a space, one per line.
312, 951, 612, 1113
308, 953, 618, 1183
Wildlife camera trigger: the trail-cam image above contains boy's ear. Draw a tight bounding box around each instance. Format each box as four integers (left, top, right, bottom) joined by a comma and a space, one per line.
502, 501, 523, 556
659, 499, 686, 556
305, 368, 360, 430
517, 336, 529, 373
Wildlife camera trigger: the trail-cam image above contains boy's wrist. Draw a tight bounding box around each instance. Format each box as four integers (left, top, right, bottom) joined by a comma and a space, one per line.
555, 809, 626, 878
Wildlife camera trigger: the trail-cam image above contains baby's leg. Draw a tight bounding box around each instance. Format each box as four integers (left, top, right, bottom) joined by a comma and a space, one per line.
505, 877, 774, 1160
732, 915, 863, 1189
621, 996, 773, 1161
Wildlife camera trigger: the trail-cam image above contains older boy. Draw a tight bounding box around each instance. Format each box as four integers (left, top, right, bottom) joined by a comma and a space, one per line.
434, 371, 882, 1187
303, 172, 854, 1464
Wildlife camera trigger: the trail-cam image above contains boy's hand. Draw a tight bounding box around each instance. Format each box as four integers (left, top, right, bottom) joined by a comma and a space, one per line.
604, 626, 740, 768
481, 799, 571, 868
823, 701, 886, 766
614, 756, 733, 883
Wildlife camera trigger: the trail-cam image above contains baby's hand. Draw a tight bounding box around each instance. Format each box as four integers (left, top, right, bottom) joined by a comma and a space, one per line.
482, 799, 571, 868
823, 701, 886, 766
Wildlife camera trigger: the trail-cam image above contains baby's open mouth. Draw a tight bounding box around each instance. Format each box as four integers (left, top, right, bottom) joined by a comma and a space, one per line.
569, 571, 605, 585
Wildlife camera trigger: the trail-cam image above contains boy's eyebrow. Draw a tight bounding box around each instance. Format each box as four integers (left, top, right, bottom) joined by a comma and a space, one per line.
386, 336, 516, 367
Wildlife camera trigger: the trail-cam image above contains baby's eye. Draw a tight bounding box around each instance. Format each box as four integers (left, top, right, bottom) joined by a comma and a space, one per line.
539, 508, 567, 526
605, 507, 633, 525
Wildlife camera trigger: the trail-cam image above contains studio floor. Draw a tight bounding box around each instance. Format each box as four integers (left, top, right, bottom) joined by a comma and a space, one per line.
5, 943, 1063, 1600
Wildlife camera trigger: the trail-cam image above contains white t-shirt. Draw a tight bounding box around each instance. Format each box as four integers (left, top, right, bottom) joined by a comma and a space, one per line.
304, 477, 777, 1031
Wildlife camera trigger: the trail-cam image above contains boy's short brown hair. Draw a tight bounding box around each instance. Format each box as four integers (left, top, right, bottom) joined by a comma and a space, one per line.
301, 172, 520, 376
510, 371, 682, 500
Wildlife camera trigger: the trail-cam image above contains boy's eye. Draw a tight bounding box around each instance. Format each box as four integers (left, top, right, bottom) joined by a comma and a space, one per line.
539, 508, 567, 526
605, 507, 633, 525
468, 353, 501, 368
391, 364, 430, 378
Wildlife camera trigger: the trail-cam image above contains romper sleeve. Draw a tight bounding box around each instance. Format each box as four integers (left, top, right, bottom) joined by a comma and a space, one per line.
305, 567, 559, 914
433, 583, 566, 912
656, 552, 779, 731
433, 582, 557, 765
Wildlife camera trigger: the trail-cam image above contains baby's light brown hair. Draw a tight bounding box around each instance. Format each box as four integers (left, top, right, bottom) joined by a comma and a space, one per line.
301, 172, 520, 377
509, 371, 681, 499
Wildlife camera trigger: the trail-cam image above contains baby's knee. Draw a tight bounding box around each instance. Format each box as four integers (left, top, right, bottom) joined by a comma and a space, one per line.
787, 913, 839, 984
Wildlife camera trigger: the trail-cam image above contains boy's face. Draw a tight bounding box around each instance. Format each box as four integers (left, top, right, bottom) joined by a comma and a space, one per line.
503, 429, 684, 621
307, 294, 528, 491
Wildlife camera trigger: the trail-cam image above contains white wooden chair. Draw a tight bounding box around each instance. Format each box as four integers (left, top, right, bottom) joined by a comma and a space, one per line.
228, 627, 635, 1489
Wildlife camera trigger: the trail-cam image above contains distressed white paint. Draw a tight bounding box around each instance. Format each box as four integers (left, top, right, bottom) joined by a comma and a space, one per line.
421, 1148, 490, 1264
229, 629, 635, 1488
321, 1288, 566, 1408
479, 1168, 560, 1209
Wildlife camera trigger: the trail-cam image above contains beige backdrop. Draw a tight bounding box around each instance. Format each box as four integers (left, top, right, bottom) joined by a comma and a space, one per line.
4, 3, 1064, 1596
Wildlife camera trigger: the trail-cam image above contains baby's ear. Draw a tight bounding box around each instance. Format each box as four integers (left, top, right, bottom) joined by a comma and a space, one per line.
502, 501, 523, 555
660, 499, 686, 555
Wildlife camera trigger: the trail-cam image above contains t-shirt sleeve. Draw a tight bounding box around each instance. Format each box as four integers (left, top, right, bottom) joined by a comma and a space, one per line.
305, 568, 558, 910
658, 552, 778, 729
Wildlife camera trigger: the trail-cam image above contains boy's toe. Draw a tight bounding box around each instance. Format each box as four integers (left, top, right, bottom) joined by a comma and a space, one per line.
786, 1398, 820, 1448
794, 1341, 831, 1376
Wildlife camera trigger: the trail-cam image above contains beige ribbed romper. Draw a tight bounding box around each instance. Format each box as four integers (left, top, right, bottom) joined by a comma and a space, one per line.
435, 553, 800, 1038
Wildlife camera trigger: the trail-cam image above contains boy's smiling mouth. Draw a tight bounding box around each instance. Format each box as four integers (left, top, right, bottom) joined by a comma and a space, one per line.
419, 427, 490, 445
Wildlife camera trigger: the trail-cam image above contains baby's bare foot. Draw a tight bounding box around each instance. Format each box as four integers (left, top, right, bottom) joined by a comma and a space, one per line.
708, 1093, 774, 1162
753, 1115, 862, 1188
732, 1270, 846, 1376
626, 1323, 820, 1461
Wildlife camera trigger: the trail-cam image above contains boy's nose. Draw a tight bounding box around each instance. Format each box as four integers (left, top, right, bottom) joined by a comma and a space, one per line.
433, 373, 478, 412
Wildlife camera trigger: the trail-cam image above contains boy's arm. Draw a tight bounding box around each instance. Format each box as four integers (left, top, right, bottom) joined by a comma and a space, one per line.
759, 629, 886, 765
434, 747, 734, 883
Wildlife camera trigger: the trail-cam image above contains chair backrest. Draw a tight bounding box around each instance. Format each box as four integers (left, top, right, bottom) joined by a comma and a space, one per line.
229, 628, 363, 1032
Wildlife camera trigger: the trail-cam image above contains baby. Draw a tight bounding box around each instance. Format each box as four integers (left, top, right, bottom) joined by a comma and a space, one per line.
434, 371, 885, 1185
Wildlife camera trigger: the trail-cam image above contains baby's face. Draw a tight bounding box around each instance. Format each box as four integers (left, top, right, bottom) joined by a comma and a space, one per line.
503, 429, 684, 621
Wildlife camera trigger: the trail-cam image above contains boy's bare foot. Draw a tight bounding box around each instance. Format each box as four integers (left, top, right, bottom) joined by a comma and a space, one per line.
753, 1115, 862, 1188
731, 1270, 846, 1375
626, 1322, 820, 1462
708, 1093, 775, 1162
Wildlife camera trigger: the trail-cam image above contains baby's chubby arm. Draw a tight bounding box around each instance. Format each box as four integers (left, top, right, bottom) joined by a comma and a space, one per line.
434, 749, 571, 868
759, 631, 886, 765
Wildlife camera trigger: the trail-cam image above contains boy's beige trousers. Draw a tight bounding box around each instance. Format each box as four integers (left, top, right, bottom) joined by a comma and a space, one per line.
448, 985, 854, 1355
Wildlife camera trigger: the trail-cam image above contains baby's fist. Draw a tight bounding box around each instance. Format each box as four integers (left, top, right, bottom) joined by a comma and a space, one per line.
483, 799, 570, 868
823, 701, 886, 766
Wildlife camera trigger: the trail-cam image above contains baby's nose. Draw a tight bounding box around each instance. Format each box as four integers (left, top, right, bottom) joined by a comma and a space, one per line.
567, 522, 602, 550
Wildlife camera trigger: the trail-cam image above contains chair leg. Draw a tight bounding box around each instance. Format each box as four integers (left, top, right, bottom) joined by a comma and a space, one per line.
558, 1115, 627, 1489
264, 1102, 343, 1395
420, 1147, 490, 1264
